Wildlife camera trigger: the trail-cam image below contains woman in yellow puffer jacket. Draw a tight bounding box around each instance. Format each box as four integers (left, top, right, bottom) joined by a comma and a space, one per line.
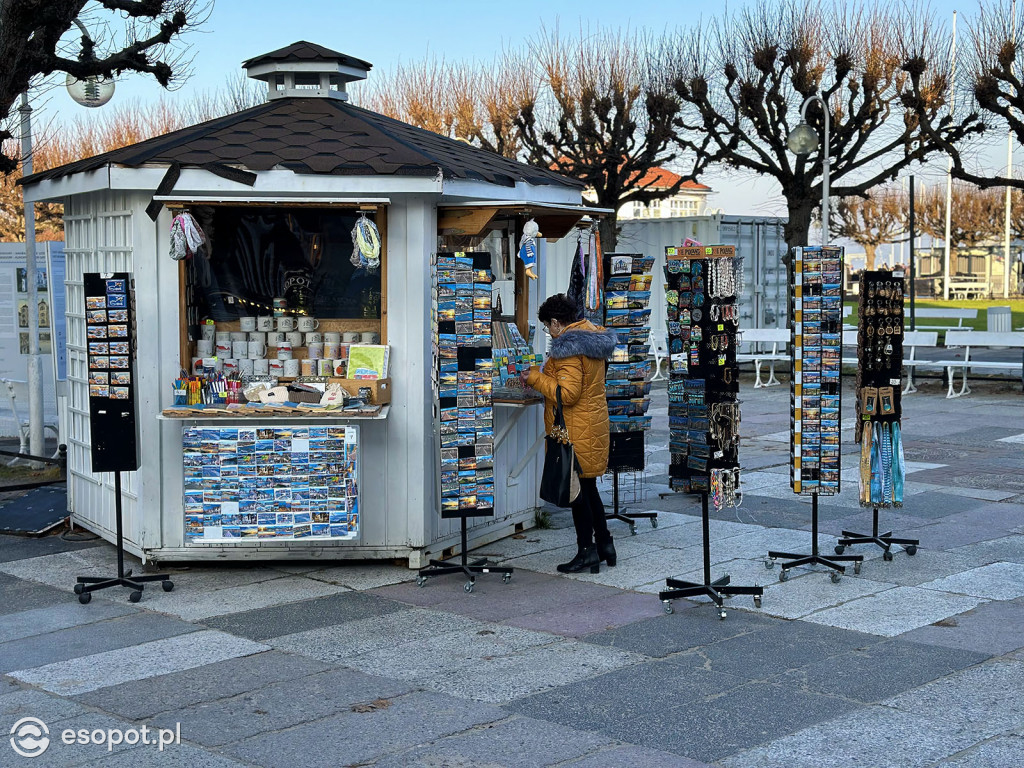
526, 294, 618, 574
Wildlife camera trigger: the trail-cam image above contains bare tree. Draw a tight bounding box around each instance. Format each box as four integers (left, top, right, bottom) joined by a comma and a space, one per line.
668, 0, 983, 251
516, 25, 707, 249
915, 181, 1004, 274
832, 187, 906, 270
0, 0, 210, 175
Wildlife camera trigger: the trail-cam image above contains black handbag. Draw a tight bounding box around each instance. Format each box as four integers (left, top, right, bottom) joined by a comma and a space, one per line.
539, 386, 581, 507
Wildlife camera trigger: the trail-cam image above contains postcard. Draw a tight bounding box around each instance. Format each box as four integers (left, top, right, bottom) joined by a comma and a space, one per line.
109, 324, 128, 338
86, 310, 107, 324
108, 309, 128, 322
89, 385, 109, 398
105, 279, 125, 293
106, 293, 126, 308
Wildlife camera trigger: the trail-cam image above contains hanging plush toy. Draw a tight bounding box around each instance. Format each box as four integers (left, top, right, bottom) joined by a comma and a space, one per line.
517, 218, 540, 280
350, 213, 381, 271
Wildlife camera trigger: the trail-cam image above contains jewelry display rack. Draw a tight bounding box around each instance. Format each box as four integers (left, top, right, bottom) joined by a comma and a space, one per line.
765, 246, 862, 581
603, 252, 657, 534
835, 270, 919, 560
659, 244, 762, 618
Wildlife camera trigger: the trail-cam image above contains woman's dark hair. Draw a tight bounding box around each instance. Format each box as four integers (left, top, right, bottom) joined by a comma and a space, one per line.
537, 293, 578, 324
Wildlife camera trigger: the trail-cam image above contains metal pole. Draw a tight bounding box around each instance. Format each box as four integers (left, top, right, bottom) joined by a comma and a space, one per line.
1005, 0, 1017, 299
943, 11, 957, 301
18, 93, 43, 463
821, 92, 830, 248
909, 176, 917, 330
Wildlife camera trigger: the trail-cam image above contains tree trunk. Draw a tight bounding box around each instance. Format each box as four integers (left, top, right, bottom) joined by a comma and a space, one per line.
783, 201, 815, 264
598, 213, 618, 253
864, 243, 877, 272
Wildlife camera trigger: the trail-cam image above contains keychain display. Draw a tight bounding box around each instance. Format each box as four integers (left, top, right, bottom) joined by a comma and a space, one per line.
790, 246, 844, 496
665, 244, 742, 508
856, 271, 905, 507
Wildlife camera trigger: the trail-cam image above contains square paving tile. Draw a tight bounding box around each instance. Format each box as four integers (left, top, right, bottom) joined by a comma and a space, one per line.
802, 586, 987, 637
0, 600, 135, 643
561, 548, 709, 591
901, 520, 1008, 551
918, 562, 1024, 600
560, 745, 716, 767
506, 590, 666, 637
0, 572, 79, 614
951, 535, 1024, 565
900, 600, 1024, 655
78, 742, 251, 767
933, 736, 1024, 767
201, 590, 406, 640
752, 573, 895, 620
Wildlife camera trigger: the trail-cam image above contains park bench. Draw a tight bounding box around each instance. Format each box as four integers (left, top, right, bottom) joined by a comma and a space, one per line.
650, 328, 668, 381
904, 307, 977, 332
934, 330, 1024, 398
946, 279, 988, 301
736, 328, 789, 387
900, 331, 941, 394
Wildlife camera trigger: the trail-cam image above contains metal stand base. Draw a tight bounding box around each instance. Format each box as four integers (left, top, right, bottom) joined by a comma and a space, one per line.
836, 507, 919, 561
660, 493, 763, 619
417, 517, 513, 593
765, 493, 863, 582
74, 472, 172, 604
606, 469, 658, 535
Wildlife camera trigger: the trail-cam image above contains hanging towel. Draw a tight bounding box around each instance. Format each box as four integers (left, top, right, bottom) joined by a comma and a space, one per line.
893, 422, 905, 507
859, 425, 872, 506
880, 422, 894, 507
870, 423, 882, 506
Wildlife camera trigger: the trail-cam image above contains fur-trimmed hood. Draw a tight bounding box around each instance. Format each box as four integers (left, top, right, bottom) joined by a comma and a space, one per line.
548, 320, 618, 361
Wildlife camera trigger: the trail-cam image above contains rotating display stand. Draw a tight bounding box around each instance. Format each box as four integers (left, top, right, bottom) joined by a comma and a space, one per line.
836, 270, 919, 560
659, 245, 762, 618
765, 246, 862, 581
417, 516, 513, 592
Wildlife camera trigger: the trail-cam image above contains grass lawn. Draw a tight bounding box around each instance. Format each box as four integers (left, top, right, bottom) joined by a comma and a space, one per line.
844, 297, 1024, 337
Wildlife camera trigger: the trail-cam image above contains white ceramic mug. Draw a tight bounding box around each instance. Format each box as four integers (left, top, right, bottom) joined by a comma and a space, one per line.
257, 316, 275, 332
276, 342, 293, 360
324, 342, 340, 359
268, 358, 284, 376
239, 358, 255, 376
247, 340, 267, 358
253, 358, 270, 376
300, 359, 315, 376
268, 331, 285, 347
297, 316, 319, 332
215, 341, 232, 358
248, 331, 266, 345
342, 331, 361, 344
201, 324, 216, 342
239, 316, 257, 332
196, 339, 214, 357
286, 331, 303, 347
318, 359, 334, 376
305, 332, 322, 346
223, 358, 239, 374
215, 331, 231, 344
308, 343, 324, 360
231, 331, 248, 343
284, 359, 301, 377
277, 316, 296, 332
324, 332, 341, 344
361, 332, 380, 344
204, 356, 222, 373
232, 341, 248, 358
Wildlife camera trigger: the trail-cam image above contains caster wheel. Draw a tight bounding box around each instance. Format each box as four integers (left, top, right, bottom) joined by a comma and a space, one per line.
764, 559, 775, 570
854, 561, 862, 575
78, 592, 91, 604
718, 610, 727, 620
906, 545, 918, 556
779, 569, 790, 582
834, 545, 845, 555
651, 517, 659, 529
73, 583, 84, 595
831, 572, 842, 584
416, 576, 427, 587
753, 596, 762, 608
629, 526, 637, 536
502, 573, 512, 584
162, 580, 174, 592
129, 590, 142, 603
464, 581, 474, 593
663, 601, 674, 614
883, 550, 894, 561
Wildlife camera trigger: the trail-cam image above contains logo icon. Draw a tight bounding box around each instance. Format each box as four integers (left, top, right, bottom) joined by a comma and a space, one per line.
10, 717, 50, 758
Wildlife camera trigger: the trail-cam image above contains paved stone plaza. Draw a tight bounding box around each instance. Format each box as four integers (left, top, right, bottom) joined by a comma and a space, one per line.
1, 375, 1022, 767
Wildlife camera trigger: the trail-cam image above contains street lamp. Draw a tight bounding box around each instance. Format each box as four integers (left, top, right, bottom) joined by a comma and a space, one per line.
19, 18, 114, 461
786, 92, 830, 246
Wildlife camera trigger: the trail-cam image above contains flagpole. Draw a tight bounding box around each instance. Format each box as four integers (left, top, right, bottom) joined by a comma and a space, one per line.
1004, 0, 1017, 299
943, 10, 957, 302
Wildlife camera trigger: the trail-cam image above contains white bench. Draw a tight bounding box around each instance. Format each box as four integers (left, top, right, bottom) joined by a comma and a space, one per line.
0, 378, 60, 465
841, 329, 858, 367
901, 331, 940, 394
937, 330, 1024, 398
905, 308, 977, 332
736, 328, 789, 387
650, 328, 668, 381
947, 280, 988, 301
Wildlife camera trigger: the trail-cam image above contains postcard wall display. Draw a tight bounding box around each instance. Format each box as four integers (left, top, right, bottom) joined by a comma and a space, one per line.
183, 425, 359, 541
790, 246, 844, 496
435, 252, 495, 517
664, 246, 743, 508
855, 270, 905, 507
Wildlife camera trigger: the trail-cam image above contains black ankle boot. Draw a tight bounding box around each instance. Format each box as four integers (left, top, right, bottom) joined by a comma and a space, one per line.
557, 545, 600, 574
596, 535, 616, 567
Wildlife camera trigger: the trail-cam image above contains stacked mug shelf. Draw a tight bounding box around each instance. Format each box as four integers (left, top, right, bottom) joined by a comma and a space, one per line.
603, 252, 656, 533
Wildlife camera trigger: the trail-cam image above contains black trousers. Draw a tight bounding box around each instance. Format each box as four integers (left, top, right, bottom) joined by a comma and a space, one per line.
570, 476, 610, 548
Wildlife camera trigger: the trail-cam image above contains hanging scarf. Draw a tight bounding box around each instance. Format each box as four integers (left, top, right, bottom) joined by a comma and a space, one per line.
870, 422, 882, 506
169, 212, 206, 261
566, 236, 586, 321
860, 425, 872, 506
880, 422, 894, 507
350, 214, 381, 270
893, 422, 905, 507
584, 229, 599, 312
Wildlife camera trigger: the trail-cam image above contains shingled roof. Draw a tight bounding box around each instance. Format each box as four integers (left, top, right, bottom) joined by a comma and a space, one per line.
241, 41, 372, 73
21, 97, 583, 190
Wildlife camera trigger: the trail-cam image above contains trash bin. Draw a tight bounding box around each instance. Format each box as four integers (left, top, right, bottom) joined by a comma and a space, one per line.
987, 306, 1012, 333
